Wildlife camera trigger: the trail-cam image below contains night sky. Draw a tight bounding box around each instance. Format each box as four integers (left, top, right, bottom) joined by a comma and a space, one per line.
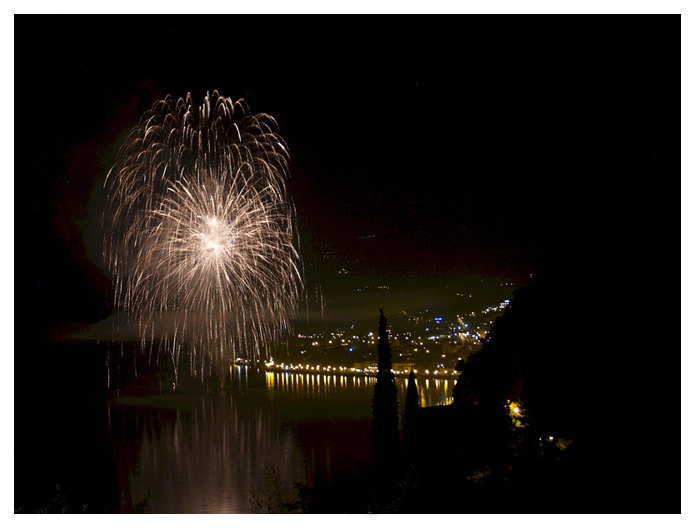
16, 16, 677, 337
13, 16, 679, 380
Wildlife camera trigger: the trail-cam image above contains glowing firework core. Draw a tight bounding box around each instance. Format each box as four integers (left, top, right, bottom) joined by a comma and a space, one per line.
103, 91, 303, 383
201, 217, 228, 255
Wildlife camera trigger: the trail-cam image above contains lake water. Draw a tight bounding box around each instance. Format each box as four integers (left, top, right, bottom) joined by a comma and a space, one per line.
108, 367, 455, 513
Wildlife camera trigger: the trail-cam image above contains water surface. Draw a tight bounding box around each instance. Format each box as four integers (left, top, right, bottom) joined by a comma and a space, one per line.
109, 367, 453, 513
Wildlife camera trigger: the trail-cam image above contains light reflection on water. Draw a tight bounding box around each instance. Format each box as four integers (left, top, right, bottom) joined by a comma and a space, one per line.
110, 367, 453, 513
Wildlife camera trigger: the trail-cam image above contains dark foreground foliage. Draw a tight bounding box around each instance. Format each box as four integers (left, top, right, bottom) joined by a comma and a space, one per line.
15, 484, 151, 514
249, 416, 676, 514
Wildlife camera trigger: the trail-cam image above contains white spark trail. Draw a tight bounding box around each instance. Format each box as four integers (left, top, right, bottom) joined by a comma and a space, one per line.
103, 91, 303, 384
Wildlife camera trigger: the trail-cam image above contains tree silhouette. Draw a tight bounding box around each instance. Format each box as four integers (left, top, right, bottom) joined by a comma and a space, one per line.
371, 308, 400, 477
403, 370, 420, 457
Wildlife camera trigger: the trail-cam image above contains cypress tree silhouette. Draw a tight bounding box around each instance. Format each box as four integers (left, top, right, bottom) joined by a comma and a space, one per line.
403, 370, 420, 458
371, 308, 401, 477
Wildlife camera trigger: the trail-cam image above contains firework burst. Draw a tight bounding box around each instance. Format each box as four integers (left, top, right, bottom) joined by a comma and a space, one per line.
103, 91, 303, 383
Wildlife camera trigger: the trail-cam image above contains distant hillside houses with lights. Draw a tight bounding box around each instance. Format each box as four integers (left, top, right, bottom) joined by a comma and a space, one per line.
281, 299, 512, 375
